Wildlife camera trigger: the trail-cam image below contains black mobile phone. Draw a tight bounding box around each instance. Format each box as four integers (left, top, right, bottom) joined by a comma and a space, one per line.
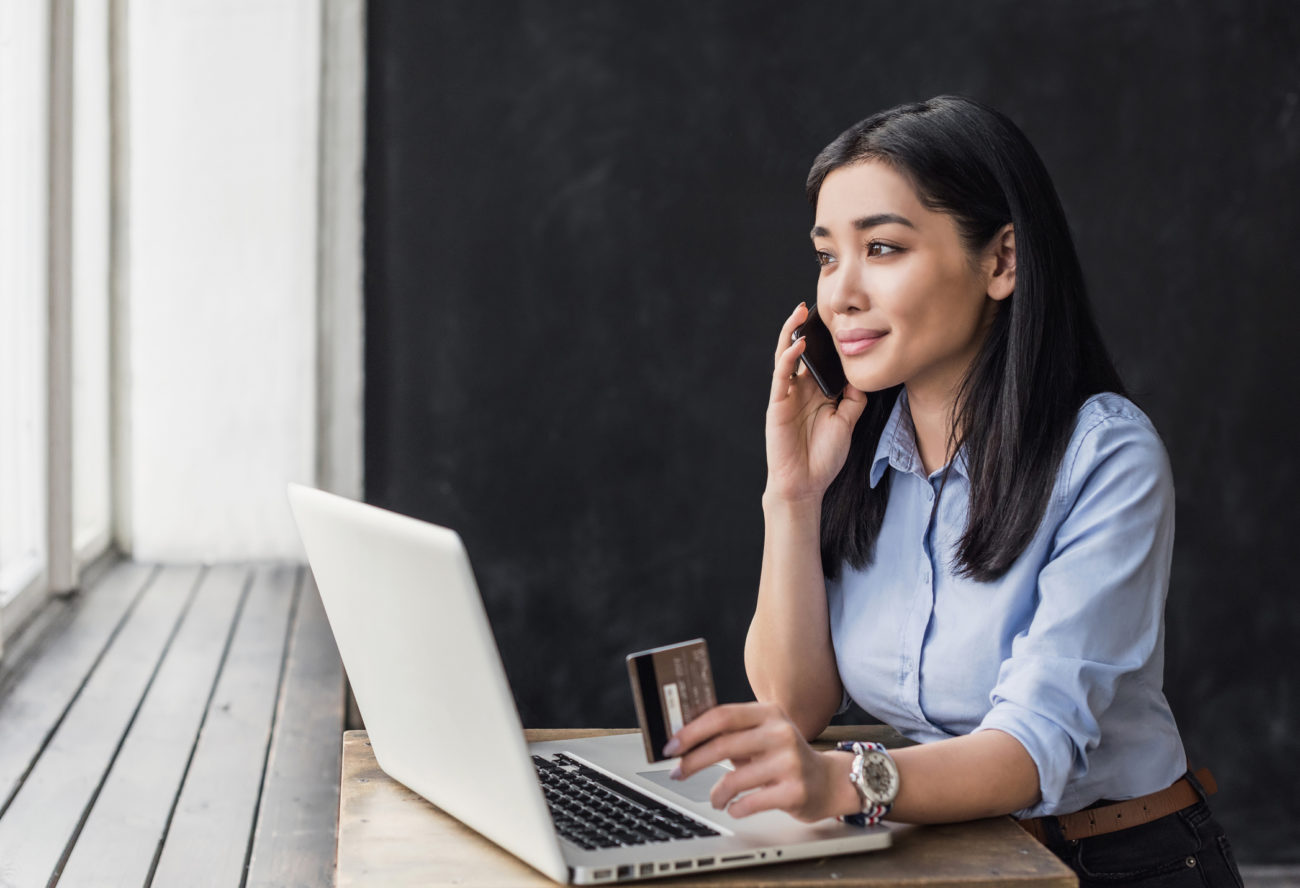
792, 305, 847, 399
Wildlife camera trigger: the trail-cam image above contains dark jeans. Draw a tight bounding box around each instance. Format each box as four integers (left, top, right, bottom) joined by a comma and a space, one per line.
1034, 772, 1244, 887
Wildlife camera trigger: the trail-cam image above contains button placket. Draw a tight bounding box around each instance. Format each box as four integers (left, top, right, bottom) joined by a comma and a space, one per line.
906, 480, 941, 723
896, 477, 929, 711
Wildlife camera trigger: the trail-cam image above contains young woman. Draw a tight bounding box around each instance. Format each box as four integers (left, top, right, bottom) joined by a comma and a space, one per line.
663, 97, 1243, 886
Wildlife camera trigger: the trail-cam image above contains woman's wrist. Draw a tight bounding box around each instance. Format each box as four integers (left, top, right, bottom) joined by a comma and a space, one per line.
823, 750, 868, 820
761, 485, 824, 517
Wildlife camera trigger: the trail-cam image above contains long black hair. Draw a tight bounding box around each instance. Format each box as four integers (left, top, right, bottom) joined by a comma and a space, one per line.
809, 96, 1126, 582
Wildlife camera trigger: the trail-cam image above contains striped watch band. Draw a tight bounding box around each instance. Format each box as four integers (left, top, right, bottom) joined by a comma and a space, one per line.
835, 740, 895, 827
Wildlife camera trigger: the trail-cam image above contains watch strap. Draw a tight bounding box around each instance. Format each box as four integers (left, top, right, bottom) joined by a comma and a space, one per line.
835, 740, 894, 827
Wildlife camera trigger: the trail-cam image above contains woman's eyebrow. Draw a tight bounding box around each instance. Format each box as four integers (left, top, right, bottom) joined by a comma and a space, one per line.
810, 213, 917, 239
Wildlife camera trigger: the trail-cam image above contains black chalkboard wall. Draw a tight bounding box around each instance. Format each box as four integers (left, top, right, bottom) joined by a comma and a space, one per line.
365, 1, 1300, 862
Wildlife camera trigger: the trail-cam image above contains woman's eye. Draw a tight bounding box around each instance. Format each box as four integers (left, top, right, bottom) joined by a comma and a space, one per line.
815, 250, 835, 267
866, 241, 900, 257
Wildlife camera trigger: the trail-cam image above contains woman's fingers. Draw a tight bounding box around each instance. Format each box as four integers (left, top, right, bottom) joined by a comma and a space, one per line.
666, 702, 776, 763
706, 750, 791, 810
833, 384, 868, 425
670, 703, 804, 781
773, 302, 809, 363
674, 726, 777, 783
769, 337, 808, 404
665, 703, 831, 822
770, 302, 811, 405
719, 781, 808, 820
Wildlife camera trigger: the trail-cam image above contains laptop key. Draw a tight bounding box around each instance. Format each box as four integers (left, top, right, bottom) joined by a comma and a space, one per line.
540, 755, 721, 846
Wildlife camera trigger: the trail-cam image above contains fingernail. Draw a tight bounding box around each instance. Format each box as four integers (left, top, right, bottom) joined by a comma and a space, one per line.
663, 738, 680, 756
670, 765, 682, 780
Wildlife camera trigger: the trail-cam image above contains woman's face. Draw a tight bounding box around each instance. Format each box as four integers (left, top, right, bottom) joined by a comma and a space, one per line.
811, 160, 1011, 400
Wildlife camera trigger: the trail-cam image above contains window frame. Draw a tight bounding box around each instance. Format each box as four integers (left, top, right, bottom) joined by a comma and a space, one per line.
1, 0, 111, 649
0, 0, 366, 649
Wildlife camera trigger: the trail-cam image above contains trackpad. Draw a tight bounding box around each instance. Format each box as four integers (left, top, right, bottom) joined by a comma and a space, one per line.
638, 765, 730, 804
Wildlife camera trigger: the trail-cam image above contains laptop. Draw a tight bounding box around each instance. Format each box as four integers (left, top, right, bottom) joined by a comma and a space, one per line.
287, 484, 891, 884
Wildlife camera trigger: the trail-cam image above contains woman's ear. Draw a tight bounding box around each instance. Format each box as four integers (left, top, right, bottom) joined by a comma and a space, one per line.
986, 224, 1016, 301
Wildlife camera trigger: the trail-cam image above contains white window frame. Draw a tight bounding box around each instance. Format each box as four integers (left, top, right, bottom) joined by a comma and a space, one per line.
318, 0, 366, 503
1, 0, 56, 650
48, 0, 76, 596
71, 0, 114, 568
2, 0, 120, 648
46, 0, 116, 596
1, 0, 365, 651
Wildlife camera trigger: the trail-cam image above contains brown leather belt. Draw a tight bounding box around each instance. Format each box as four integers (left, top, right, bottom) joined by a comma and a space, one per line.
1018, 768, 1216, 844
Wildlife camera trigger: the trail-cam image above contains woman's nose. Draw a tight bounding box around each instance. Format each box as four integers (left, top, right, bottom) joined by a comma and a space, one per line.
824, 257, 869, 314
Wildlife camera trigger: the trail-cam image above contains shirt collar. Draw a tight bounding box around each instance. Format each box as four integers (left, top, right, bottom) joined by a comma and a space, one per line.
868, 387, 970, 488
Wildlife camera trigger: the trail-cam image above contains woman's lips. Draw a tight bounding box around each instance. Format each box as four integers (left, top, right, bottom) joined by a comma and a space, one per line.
837, 329, 888, 356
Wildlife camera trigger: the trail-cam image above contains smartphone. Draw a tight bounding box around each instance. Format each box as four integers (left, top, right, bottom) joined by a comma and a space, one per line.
792, 305, 847, 399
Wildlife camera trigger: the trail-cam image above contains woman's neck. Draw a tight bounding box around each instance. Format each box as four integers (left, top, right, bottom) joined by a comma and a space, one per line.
904, 317, 994, 476
905, 381, 961, 477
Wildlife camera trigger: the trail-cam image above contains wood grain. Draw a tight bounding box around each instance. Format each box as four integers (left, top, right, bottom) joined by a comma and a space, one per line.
149, 564, 298, 888
0, 562, 154, 812
0, 565, 200, 888
338, 729, 1077, 887
56, 565, 250, 888
245, 572, 346, 888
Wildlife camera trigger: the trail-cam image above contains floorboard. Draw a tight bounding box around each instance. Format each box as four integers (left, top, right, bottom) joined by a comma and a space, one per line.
0, 566, 200, 888
245, 572, 346, 888
0, 563, 155, 814
148, 565, 299, 888
0, 562, 349, 888
57, 566, 251, 888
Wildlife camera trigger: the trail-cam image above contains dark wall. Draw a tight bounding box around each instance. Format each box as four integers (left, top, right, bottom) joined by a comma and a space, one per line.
364, 1, 1300, 862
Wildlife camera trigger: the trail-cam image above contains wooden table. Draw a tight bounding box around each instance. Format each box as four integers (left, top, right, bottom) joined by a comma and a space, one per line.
337, 727, 1077, 887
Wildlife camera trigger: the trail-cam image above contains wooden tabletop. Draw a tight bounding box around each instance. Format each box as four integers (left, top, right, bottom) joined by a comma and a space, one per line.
337, 727, 1076, 887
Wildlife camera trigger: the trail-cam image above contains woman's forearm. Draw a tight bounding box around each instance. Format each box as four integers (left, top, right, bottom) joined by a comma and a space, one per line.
744, 492, 843, 740
821, 729, 1041, 823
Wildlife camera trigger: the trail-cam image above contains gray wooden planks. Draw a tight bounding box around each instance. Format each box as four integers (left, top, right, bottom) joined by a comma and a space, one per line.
0, 562, 350, 888
0, 565, 200, 888
56, 565, 252, 888
245, 572, 346, 888
0, 562, 154, 813
148, 564, 299, 888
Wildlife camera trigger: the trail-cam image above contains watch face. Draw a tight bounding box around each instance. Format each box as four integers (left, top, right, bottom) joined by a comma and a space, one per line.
861, 751, 900, 805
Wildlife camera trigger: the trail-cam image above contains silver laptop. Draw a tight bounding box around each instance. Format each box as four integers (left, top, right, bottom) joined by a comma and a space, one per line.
287, 484, 890, 884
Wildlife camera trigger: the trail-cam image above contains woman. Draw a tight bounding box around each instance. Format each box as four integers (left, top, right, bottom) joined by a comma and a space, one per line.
664, 97, 1243, 886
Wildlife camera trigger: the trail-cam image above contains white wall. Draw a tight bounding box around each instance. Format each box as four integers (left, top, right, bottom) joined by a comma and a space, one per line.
125, 0, 321, 561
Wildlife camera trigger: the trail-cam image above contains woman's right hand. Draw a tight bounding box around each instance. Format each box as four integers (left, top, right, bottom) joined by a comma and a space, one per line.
765, 303, 868, 504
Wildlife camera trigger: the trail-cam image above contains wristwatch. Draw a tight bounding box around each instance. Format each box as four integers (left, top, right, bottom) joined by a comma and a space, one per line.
835, 740, 900, 826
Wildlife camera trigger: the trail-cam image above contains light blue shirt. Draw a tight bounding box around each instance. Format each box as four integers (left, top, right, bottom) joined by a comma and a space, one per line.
827, 389, 1186, 818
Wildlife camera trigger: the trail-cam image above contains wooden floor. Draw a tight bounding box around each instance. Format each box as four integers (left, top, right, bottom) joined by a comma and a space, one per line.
0, 561, 345, 888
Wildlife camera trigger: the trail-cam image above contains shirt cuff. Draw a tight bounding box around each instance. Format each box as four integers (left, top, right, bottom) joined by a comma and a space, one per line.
974, 701, 1077, 818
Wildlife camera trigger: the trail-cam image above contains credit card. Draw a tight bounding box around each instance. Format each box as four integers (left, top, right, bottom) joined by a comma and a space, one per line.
626, 638, 717, 763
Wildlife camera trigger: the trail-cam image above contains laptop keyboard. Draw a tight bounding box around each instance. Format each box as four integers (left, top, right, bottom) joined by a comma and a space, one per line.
532, 753, 720, 850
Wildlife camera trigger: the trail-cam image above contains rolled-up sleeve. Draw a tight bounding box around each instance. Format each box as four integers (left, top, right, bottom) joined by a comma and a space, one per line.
973, 412, 1176, 817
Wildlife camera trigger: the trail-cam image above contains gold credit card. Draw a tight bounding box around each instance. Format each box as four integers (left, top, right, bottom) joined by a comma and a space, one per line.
626, 638, 717, 762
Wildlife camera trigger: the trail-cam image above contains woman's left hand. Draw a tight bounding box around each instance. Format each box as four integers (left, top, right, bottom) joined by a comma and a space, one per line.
664, 702, 848, 823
